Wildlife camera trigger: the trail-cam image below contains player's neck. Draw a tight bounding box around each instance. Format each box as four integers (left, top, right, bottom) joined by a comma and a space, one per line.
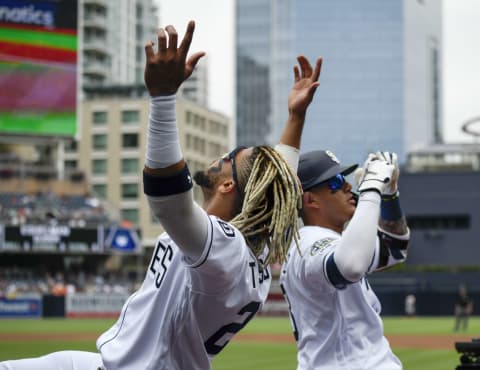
303, 215, 343, 234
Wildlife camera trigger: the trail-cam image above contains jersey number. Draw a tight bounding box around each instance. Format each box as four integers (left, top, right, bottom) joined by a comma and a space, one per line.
149, 241, 173, 288
204, 301, 260, 355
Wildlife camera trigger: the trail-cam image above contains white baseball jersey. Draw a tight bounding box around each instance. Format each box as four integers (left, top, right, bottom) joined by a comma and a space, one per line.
280, 226, 402, 370
97, 215, 271, 370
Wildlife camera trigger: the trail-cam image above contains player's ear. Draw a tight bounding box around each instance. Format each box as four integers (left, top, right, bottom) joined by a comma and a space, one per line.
303, 191, 320, 209
218, 178, 235, 195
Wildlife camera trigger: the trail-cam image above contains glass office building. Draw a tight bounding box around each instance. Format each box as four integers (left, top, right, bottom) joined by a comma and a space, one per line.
236, 0, 442, 165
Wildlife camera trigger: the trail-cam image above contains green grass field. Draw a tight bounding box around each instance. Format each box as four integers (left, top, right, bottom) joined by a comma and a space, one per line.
0, 316, 478, 369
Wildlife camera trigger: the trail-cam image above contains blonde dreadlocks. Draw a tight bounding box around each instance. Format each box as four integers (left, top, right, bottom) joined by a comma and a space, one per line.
231, 145, 302, 265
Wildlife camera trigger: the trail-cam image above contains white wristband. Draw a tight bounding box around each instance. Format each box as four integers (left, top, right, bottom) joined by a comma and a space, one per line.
145, 95, 183, 168
274, 143, 300, 173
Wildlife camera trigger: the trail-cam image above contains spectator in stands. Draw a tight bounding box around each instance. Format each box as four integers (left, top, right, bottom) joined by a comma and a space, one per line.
405, 293, 416, 317
453, 285, 473, 332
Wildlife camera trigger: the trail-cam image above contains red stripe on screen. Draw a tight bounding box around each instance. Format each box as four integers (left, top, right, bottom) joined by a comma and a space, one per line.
0, 22, 77, 35
0, 41, 76, 64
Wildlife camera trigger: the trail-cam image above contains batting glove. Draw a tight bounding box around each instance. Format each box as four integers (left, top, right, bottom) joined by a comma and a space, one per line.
355, 153, 395, 195
376, 151, 399, 196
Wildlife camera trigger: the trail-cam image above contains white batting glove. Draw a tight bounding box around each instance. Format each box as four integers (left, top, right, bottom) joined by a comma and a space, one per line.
356, 153, 395, 195
376, 151, 399, 196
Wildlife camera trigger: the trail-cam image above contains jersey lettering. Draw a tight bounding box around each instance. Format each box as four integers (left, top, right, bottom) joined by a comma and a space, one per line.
248, 260, 270, 289
217, 220, 235, 237
149, 241, 173, 288
204, 301, 261, 355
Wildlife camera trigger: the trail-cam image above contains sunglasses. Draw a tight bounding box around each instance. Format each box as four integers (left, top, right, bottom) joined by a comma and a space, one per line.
323, 173, 346, 191
221, 146, 246, 196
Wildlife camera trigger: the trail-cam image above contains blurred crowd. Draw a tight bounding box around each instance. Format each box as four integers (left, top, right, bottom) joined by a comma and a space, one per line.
0, 268, 139, 298
0, 191, 111, 227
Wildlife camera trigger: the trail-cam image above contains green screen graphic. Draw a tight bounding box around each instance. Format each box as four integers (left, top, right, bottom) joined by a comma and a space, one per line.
0, 0, 78, 137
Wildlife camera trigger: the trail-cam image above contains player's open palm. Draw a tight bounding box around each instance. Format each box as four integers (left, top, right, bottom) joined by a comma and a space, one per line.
144, 21, 205, 96
288, 55, 322, 115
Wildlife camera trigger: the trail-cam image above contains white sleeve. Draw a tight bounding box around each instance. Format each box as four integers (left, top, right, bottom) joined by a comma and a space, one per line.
145, 95, 182, 168
145, 94, 208, 261
274, 143, 300, 173
333, 191, 381, 282
147, 191, 208, 262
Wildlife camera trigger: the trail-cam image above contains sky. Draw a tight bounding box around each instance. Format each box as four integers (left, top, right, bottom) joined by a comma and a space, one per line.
154, 0, 480, 143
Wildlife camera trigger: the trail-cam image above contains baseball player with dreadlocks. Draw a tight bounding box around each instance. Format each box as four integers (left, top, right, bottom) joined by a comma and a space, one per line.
0, 21, 321, 370
280, 150, 410, 369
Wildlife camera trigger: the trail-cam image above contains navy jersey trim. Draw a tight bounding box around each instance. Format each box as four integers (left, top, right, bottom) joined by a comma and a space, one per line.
325, 253, 351, 289
97, 291, 139, 350
190, 216, 214, 269
143, 164, 193, 197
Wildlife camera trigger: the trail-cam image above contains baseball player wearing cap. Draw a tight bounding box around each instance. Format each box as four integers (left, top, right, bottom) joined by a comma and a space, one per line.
0, 22, 322, 370
280, 150, 410, 370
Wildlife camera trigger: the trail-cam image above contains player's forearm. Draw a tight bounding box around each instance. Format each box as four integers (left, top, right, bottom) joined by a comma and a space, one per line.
145, 95, 183, 172
143, 94, 208, 260
379, 216, 408, 236
334, 191, 381, 282
379, 193, 409, 236
278, 111, 306, 150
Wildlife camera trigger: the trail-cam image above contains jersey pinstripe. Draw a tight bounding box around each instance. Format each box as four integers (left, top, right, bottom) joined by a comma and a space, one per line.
97, 216, 270, 370
280, 226, 402, 370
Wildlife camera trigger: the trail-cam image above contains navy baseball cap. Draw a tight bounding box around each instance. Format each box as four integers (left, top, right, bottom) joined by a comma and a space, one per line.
298, 150, 358, 191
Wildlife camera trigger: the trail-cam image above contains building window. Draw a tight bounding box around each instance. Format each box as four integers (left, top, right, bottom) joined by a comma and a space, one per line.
92, 159, 107, 174
122, 133, 138, 148
122, 183, 138, 199
430, 38, 441, 143
92, 184, 107, 198
93, 111, 107, 124
121, 158, 139, 174
92, 134, 107, 150
136, 24, 143, 40
65, 140, 77, 152
64, 160, 77, 170
136, 3, 143, 18
122, 208, 139, 224
122, 110, 140, 124
407, 215, 470, 230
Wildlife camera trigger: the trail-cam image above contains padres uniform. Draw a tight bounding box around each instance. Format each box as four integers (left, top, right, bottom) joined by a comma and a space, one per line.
0, 213, 271, 370
97, 211, 270, 369
280, 224, 407, 370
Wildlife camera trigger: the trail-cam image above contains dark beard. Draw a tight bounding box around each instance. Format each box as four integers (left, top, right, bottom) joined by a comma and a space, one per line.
193, 170, 214, 189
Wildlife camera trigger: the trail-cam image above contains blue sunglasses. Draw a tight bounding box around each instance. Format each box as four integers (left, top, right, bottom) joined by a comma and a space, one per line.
324, 173, 346, 191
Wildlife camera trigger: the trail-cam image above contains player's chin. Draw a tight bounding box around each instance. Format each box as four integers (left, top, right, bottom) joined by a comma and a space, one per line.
346, 203, 356, 217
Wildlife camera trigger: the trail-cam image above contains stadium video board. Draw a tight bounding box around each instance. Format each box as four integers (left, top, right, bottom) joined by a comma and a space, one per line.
0, 0, 78, 137
0, 224, 142, 254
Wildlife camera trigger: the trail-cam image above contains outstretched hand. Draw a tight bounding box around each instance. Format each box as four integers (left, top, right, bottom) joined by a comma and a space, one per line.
144, 21, 205, 96
288, 55, 322, 117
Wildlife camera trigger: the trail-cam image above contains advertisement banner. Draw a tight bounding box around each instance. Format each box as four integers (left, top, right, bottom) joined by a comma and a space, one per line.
0, 0, 78, 137
0, 296, 42, 317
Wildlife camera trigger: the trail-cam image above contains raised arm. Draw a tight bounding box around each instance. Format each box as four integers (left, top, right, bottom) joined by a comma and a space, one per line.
143, 21, 208, 260
276, 55, 322, 171
331, 154, 395, 284
144, 21, 204, 175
